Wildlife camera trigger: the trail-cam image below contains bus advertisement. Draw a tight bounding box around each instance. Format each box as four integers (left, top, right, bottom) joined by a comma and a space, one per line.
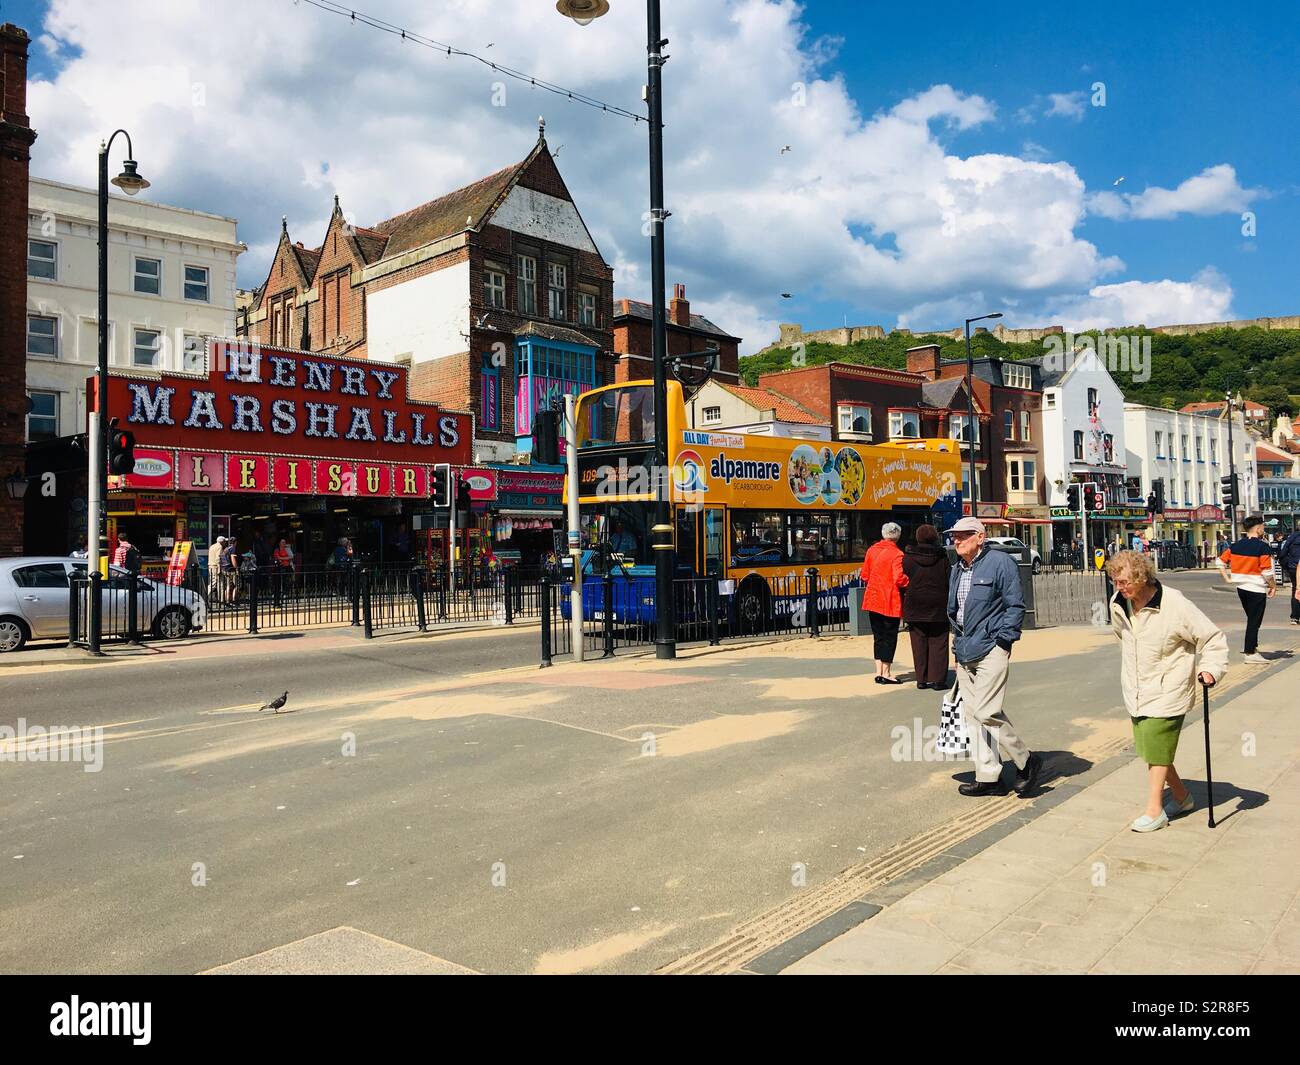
564, 380, 963, 629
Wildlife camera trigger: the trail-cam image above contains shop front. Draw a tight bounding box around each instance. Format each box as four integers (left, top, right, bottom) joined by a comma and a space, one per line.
486, 465, 566, 574
102, 341, 472, 576
974, 502, 1052, 555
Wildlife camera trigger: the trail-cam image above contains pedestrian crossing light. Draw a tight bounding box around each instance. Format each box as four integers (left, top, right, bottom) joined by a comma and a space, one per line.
107, 428, 136, 476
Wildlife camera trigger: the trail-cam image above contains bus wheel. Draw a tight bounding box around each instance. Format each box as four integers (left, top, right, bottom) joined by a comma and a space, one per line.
735, 579, 769, 635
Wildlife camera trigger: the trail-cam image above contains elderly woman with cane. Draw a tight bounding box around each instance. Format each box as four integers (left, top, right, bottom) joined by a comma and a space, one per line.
1107, 550, 1228, 831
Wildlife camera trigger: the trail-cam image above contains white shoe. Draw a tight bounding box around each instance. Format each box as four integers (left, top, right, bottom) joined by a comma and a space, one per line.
1164, 792, 1195, 818
1242, 653, 1267, 665
1131, 812, 1168, 832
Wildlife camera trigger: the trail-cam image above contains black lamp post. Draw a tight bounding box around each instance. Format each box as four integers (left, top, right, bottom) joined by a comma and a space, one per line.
89, 130, 149, 651
558, 0, 675, 658
963, 312, 1002, 515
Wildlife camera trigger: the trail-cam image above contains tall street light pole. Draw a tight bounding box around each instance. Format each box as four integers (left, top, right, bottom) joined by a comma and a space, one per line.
89, 131, 150, 652
558, 0, 675, 658
963, 312, 1001, 518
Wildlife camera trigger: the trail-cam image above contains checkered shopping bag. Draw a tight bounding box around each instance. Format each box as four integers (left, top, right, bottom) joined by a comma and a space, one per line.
936, 681, 994, 757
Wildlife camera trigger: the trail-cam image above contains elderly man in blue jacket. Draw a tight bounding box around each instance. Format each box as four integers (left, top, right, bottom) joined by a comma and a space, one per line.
947, 517, 1042, 796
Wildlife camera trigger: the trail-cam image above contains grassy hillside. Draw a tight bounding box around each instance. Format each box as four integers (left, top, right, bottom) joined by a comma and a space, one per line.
741, 326, 1300, 413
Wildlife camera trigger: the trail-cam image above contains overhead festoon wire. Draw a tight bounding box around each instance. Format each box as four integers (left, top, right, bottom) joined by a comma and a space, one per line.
294, 0, 645, 124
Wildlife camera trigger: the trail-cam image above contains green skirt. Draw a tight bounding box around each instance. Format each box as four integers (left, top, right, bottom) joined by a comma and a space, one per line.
1132, 714, 1186, 767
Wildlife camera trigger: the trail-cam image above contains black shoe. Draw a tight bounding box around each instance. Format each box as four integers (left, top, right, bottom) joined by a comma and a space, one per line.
916, 681, 930, 690
878, 676, 902, 685
1013, 752, 1042, 795
958, 780, 1006, 797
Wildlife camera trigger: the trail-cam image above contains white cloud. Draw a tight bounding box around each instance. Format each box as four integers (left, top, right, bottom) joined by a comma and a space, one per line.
1045, 91, 1086, 119
23, 0, 1244, 355
1087, 164, 1261, 221
1046, 268, 1235, 330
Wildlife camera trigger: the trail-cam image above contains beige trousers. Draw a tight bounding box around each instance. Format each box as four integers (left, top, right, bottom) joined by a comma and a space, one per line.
957, 645, 1031, 783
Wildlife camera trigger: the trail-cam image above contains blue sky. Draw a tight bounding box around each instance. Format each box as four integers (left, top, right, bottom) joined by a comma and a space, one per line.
9, 0, 1298, 350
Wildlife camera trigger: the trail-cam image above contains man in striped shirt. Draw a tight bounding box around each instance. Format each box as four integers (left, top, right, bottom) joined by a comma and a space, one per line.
1217, 514, 1277, 664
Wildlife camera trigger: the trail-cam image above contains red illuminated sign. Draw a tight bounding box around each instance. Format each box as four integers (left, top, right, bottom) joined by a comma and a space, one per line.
102, 340, 471, 466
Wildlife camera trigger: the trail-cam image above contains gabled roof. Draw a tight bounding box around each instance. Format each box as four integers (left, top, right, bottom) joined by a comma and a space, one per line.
291, 243, 321, 278
614, 298, 740, 341
921, 376, 965, 409
715, 382, 827, 425
370, 158, 528, 258
1180, 401, 1227, 416
1257, 441, 1296, 463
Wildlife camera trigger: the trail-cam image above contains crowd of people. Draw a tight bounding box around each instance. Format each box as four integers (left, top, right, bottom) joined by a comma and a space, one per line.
859, 514, 1293, 832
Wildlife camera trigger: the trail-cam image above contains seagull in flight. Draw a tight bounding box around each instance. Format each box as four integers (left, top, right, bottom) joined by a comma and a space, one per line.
1113, 176, 1125, 186
781, 293, 794, 299
780, 145, 792, 154
260, 691, 289, 714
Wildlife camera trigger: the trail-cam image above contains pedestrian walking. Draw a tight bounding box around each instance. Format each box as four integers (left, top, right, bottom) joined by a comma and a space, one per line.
220, 537, 241, 603
902, 523, 951, 690
1106, 550, 1228, 831
272, 537, 295, 606
207, 537, 225, 600
860, 521, 908, 684
947, 517, 1041, 796
112, 532, 140, 573
1217, 514, 1278, 663
1278, 525, 1300, 626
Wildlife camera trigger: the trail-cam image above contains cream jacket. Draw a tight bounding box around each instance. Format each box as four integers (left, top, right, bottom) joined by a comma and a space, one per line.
1109, 583, 1228, 719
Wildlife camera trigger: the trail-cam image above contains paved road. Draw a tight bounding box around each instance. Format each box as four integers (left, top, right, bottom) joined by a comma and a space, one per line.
0, 570, 1293, 974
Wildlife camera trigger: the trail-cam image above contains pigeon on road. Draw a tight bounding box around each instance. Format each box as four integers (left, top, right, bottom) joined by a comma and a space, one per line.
260, 691, 289, 713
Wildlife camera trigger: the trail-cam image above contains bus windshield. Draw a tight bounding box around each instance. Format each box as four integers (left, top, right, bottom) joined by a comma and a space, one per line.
576, 385, 656, 448
578, 501, 655, 570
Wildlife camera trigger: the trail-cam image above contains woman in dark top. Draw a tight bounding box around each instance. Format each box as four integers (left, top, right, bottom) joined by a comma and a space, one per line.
902, 524, 952, 690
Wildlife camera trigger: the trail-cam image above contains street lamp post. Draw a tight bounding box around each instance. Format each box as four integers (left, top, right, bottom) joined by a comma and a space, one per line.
558, 0, 675, 658
963, 312, 1001, 518
88, 131, 150, 652
1224, 385, 1239, 543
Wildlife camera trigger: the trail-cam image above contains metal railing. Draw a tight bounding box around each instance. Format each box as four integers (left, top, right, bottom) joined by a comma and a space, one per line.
540, 567, 854, 664
67, 563, 552, 649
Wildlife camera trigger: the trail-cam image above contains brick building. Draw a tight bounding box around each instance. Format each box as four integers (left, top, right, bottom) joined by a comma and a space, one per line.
240, 127, 614, 462
1, 24, 36, 556
906, 344, 1050, 549
612, 283, 740, 385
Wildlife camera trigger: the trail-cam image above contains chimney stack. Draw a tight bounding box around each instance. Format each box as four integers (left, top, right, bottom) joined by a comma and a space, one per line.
0, 23, 36, 558
670, 283, 690, 327
905, 343, 941, 379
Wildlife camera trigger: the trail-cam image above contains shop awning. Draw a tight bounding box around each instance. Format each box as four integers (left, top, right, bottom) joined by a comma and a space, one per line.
496, 508, 564, 518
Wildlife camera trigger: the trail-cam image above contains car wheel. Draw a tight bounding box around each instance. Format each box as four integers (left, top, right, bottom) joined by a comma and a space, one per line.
0, 616, 29, 653
153, 606, 192, 640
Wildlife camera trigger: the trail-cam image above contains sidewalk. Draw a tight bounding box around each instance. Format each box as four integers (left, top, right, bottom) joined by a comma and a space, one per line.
781, 655, 1300, 975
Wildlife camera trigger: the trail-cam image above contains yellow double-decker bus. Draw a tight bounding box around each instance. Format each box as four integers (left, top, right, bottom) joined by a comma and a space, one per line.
566, 379, 962, 627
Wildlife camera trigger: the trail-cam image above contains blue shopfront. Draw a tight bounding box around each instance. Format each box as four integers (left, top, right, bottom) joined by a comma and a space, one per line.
486, 464, 567, 573
511, 334, 600, 456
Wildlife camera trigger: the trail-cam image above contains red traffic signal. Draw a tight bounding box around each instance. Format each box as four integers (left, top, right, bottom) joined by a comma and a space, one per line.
107, 428, 136, 475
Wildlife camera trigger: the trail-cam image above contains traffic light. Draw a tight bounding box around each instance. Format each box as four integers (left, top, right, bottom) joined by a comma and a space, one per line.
1066, 484, 1080, 511
108, 428, 136, 476
431, 463, 450, 508
1091, 486, 1106, 512
1153, 478, 1166, 514
533, 408, 561, 466
1220, 473, 1239, 507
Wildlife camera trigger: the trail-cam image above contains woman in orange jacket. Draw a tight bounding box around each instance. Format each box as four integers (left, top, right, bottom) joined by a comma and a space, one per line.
860, 522, 909, 684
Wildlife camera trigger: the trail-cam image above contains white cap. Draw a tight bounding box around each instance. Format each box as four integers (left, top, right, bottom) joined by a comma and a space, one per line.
949, 516, 986, 535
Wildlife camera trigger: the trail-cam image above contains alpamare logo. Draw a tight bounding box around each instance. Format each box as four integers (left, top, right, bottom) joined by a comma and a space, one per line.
0, 719, 104, 772
673, 449, 708, 494
50, 997, 151, 1045
709, 452, 782, 485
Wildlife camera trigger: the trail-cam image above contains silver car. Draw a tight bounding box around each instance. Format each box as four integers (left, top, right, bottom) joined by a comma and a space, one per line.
0, 556, 207, 653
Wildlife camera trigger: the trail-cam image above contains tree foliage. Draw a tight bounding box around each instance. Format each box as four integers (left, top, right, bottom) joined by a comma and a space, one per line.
741, 326, 1300, 413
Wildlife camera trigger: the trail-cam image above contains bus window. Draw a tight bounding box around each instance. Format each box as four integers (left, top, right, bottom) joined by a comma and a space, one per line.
579, 502, 654, 569
576, 385, 656, 448
676, 507, 698, 574
730, 510, 784, 567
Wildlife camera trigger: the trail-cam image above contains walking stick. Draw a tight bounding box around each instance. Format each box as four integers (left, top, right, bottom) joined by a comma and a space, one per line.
1201, 681, 1216, 829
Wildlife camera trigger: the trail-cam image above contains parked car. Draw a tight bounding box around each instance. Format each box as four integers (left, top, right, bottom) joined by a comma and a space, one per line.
0, 557, 206, 653
985, 536, 1043, 573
